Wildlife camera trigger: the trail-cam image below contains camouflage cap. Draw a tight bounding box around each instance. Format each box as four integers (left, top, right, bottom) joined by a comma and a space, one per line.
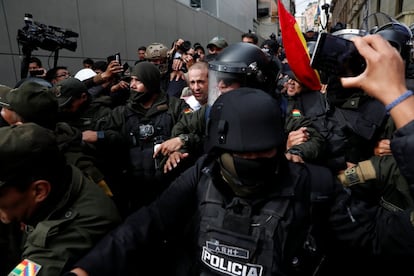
0, 123, 61, 187
207, 36, 228, 49
0, 82, 58, 129
52, 77, 87, 107
145, 42, 168, 60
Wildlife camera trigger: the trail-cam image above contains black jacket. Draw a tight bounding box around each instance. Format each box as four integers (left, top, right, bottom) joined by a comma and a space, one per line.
391, 120, 414, 183
72, 155, 414, 275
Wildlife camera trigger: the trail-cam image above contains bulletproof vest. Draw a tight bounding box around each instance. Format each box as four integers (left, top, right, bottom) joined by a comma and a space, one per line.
196, 162, 334, 276
125, 106, 175, 179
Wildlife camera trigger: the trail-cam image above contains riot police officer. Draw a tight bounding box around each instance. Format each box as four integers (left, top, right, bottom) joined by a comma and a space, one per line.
68, 87, 414, 276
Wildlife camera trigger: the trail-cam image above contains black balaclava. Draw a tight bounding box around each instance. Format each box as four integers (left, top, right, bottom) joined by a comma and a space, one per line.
218, 152, 280, 197
129, 61, 161, 104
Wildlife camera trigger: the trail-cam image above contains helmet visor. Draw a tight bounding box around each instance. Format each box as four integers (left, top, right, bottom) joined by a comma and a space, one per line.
207, 69, 246, 106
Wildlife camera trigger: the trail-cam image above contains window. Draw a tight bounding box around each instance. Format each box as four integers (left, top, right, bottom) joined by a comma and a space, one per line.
191, 0, 201, 8
396, 0, 403, 14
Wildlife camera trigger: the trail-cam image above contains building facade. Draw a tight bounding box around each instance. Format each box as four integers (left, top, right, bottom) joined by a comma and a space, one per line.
330, 0, 414, 29
257, 0, 295, 39
0, 0, 258, 87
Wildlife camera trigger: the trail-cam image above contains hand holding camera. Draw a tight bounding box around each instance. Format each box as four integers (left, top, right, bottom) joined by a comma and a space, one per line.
340, 35, 407, 107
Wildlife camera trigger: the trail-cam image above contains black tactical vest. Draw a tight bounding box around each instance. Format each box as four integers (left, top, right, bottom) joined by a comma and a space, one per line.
196, 162, 334, 276
125, 107, 175, 179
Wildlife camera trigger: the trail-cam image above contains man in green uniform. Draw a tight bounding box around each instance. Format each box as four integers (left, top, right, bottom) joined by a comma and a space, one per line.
0, 123, 121, 276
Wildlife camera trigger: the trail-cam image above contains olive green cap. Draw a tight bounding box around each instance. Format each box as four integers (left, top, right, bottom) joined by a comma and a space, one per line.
0, 82, 58, 129
0, 123, 60, 187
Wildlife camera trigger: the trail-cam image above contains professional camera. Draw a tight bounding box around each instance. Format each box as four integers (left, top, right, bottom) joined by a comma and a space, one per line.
17, 13, 78, 52
178, 40, 192, 54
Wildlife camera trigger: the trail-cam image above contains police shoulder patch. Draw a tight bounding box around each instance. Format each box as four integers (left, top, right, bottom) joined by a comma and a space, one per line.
291, 109, 302, 117
183, 107, 194, 114
9, 259, 42, 276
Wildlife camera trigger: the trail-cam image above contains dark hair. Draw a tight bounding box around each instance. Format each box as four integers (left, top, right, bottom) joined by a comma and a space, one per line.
29, 57, 42, 67
193, 42, 205, 53
0, 149, 66, 195
242, 32, 259, 44
92, 61, 108, 72
45, 66, 68, 82
179, 40, 192, 53
138, 46, 146, 51
261, 39, 280, 55
83, 58, 94, 66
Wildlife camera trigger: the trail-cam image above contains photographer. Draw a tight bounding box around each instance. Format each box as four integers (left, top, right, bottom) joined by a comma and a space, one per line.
167, 40, 193, 98
171, 41, 195, 73
14, 56, 50, 88
17, 13, 78, 81
27, 57, 47, 78
193, 42, 205, 62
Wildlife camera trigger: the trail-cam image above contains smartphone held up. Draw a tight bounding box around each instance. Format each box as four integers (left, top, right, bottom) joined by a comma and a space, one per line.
107, 52, 121, 65
310, 32, 366, 77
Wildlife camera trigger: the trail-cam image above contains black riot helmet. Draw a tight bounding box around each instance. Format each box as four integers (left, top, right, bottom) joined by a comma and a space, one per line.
374, 22, 413, 62
205, 87, 284, 196
331, 28, 367, 40
205, 87, 284, 154
207, 42, 277, 106
362, 12, 413, 62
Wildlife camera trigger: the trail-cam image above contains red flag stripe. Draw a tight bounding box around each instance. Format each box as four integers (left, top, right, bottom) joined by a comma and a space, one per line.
277, 0, 321, 91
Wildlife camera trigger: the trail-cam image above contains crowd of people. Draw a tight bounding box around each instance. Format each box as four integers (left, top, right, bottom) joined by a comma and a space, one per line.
0, 19, 414, 276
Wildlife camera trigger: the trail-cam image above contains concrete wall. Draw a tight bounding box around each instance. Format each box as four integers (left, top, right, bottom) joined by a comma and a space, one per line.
0, 0, 249, 87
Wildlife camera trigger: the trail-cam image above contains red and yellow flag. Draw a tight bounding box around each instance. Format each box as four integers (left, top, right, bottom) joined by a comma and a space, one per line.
277, 0, 321, 90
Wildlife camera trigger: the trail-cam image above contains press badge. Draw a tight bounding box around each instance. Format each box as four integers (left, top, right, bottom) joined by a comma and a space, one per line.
8, 259, 42, 276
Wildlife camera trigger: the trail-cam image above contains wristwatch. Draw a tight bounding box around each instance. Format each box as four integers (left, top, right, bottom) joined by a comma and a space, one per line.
285, 148, 304, 157
178, 134, 189, 145
97, 131, 105, 139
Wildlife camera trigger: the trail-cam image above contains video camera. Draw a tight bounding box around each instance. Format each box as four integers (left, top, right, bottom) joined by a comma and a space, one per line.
17, 13, 78, 52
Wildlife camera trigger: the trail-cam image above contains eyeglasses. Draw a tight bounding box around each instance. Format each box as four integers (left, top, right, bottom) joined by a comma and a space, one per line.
55, 72, 71, 78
